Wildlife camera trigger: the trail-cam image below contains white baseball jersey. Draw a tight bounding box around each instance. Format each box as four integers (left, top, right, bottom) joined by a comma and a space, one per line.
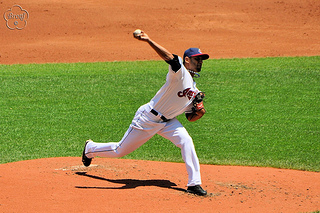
149, 56, 200, 119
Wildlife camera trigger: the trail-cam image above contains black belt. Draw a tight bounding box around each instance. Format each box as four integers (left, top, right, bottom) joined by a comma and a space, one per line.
150, 109, 170, 122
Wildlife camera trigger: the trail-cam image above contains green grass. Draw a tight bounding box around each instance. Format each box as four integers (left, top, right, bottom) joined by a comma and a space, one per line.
0, 56, 319, 172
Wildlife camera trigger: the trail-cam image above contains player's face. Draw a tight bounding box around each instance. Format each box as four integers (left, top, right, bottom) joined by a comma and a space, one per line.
189, 56, 203, 72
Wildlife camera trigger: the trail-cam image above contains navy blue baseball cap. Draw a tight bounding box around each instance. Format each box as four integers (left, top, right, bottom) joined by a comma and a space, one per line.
183, 48, 209, 60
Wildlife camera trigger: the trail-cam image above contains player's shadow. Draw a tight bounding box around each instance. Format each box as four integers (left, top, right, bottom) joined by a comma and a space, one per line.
75, 172, 186, 192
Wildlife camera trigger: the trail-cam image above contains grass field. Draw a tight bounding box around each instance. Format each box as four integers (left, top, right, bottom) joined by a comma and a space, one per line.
0, 56, 319, 172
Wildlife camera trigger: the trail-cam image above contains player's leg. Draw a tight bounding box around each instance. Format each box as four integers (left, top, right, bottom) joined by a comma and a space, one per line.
84, 104, 164, 159
157, 118, 202, 186
85, 125, 154, 159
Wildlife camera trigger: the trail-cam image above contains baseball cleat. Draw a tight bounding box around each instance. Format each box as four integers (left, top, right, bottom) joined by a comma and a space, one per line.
187, 185, 207, 196
82, 140, 93, 167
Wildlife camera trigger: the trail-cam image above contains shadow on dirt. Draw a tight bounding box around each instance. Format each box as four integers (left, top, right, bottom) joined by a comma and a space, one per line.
75, 172, 186, 192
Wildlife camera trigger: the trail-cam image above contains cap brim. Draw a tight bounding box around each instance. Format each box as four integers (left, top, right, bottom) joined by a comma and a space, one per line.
191, 53, 209, 60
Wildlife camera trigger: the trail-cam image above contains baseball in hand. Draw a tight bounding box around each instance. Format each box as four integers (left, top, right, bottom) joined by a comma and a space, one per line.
133, 29, 142, 37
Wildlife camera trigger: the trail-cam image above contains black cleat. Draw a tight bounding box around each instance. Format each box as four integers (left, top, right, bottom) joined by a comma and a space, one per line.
82, 140, 93, 167
187, 185, 207, 196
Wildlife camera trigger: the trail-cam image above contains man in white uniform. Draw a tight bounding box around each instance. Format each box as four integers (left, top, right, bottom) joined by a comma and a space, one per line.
82, 30, 209, 196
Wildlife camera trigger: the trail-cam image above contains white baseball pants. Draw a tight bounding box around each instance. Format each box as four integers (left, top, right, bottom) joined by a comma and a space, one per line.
85, 104, 202, 186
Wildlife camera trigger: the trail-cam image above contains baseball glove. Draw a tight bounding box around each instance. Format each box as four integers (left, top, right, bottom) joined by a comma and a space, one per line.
192, 92, 205, 112
186, 92, 206, 121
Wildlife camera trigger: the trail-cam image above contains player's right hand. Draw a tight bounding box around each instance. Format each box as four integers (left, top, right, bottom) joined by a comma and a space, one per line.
135, 31, 150, 42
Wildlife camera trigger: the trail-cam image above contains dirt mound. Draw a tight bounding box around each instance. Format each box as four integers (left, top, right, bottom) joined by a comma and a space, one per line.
0, 157, 319, 212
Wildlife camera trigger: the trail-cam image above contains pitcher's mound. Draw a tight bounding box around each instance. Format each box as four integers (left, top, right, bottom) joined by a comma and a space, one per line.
0, 157, 319, 212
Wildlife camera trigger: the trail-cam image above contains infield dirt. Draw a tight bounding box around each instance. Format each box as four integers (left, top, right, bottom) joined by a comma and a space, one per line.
0, 0, 319, 212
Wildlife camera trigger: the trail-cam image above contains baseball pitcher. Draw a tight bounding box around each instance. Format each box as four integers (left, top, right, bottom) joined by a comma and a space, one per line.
82, 30, 209, 196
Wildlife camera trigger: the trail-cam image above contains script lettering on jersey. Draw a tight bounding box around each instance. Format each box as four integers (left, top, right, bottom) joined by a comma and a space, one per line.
177, 88, 196, 100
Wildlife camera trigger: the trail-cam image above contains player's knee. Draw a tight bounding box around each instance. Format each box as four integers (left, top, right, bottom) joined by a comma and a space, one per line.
185, 135, 193, 144
176, 134, 193, 149
113, 145, 132, 157
116, 152, 126, 158
114, 148, 126, 157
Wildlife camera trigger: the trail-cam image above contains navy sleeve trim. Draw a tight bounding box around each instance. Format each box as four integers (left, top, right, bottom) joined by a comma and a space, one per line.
166, 54, 181, 72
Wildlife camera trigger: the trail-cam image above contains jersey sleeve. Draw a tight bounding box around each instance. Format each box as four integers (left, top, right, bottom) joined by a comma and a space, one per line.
166, 55, 185, 81
166, 54, 181, 72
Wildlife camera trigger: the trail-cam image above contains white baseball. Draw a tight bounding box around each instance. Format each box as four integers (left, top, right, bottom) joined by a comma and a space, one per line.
133, 29, 142, 37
